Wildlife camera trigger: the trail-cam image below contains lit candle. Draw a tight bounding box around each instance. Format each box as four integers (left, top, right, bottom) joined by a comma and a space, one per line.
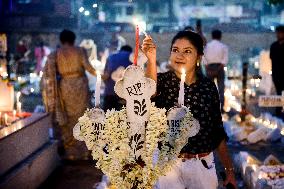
30, 73, 36, 84
95, 71, 101, 107
281, 128, 284, 136
178, 69, 186, 106
4, 113, 8, 125
13, 109, 16, 119
133, 25, 139, 66
17, 102, 22, 113
16, 92, 21, 104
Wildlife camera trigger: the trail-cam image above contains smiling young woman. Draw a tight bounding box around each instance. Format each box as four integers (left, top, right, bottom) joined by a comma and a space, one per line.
142, 30, 237, 189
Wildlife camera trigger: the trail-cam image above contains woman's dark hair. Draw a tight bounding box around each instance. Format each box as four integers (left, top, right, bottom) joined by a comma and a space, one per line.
276, 25, 284, 32
170, 30, 204, 55
60, 29, 76, 45
171, 30, 204, 77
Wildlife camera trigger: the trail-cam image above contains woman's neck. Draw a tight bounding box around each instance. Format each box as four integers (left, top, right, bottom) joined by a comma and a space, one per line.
174, 70, 196, 85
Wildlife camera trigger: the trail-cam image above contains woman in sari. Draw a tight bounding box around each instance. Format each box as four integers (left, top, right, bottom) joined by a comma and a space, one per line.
42, 30, 97, 160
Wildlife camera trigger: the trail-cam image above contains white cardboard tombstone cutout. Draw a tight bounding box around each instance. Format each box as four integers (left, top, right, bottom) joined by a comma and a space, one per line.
167, 106, 200, 145
114, 65, 156, 159
73, 108, 105, 150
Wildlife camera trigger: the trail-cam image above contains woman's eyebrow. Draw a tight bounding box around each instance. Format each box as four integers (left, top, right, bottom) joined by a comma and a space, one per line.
183, 47, 193, 50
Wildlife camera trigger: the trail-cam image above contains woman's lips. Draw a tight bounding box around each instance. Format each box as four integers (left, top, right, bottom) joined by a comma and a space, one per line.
175, 61, 186, 64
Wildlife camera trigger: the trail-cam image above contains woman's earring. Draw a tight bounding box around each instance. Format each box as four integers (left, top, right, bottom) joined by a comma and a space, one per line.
197, 61, 200, 66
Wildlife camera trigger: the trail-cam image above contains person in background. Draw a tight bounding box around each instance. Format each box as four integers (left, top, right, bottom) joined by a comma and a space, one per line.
184, 26, 195, 32
35, 42, 50, 74
142, 30, 236, 189
102, 45, 132, 111
270, 25, 284, 119
16, 40, 30, 74
195, 19, 207, 46
109, 32, 126, 54
42, 29, 97, 160
203, 29, 228, 112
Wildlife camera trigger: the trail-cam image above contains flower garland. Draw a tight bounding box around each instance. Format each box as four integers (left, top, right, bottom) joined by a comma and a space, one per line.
74, 103, 198, 189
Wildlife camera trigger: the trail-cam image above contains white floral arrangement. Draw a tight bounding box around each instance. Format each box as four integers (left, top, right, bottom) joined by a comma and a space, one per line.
74, 103, 198, 189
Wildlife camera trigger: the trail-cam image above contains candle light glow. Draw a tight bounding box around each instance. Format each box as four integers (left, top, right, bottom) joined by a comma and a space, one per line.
178, 68, 186, 106
13, 110, 16, 119
17, 102, 22, 113
95, 71, 101, 107
4, 113, 8, 125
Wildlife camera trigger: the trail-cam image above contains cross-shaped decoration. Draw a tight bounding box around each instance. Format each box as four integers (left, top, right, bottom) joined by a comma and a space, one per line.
114, 65, 156, 159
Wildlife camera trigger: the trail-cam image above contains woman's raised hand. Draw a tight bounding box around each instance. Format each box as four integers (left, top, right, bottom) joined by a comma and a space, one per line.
141, 35, 156, 64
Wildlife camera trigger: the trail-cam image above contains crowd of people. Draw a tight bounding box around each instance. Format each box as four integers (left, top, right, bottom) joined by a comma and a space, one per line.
37, 23, 284, 188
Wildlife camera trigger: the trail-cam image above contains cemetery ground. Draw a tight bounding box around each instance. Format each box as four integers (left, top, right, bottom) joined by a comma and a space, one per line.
37, 142, 284, 189
22, 94, 284, 189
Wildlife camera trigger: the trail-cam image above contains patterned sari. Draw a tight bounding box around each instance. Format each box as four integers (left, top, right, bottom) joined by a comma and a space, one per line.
42, 46, 96, 159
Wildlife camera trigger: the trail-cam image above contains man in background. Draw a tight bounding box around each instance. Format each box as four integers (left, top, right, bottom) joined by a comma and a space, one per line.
102, 45, 132, 111
204, 29, 228, 112
270, 25, 284, 119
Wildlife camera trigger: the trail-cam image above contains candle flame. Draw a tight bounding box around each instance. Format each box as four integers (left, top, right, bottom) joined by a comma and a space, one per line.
181, 68, 186, 75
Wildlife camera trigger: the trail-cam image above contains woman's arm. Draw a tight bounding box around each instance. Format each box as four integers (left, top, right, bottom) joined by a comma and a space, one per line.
210, 81, 237, 188
142, 36, 157, 82
216, 140, 237, 188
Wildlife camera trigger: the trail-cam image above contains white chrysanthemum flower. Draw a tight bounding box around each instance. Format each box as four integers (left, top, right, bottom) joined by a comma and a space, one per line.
73, 103, 199, 188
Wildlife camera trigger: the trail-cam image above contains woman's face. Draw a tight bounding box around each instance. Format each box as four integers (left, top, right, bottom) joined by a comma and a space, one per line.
169, 38, 200, 74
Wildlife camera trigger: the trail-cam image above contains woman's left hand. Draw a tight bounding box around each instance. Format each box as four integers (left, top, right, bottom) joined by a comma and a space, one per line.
141, 35, 156, 63
224, 171, 237, 189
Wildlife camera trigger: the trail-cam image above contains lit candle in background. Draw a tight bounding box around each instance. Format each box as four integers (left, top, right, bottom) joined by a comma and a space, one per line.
16, 92, 21, 113
17, 102, 22, 113
13, 109, 16, 119
178, 68, 186, 106
281, 128, 284, 136
4, 113, 8, 125
29, 73, 37, 84
16, 92, 21, 104
95, 71, 101, 107
2, 72, 8, 78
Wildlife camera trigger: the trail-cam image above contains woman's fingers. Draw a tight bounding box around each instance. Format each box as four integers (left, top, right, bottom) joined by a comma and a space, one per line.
142, 35, 156, 56
143, 36, 154, 45
144, 35, 152, 40
142, 44, 156, 48
142, 45, 156, 54
143, 42, 155, 46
